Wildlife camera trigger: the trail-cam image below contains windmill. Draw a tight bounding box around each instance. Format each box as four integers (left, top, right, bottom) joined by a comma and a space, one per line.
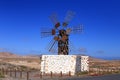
41, 11, 83, 55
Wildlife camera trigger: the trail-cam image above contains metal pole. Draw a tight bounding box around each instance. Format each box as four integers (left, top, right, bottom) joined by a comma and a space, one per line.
15, 69, 16, 78
27, 71, 29, 80
40, 72, 42, 78
10, 69, 12, 77
50, 71, 52, 78
60, 71, 62, 77
69, 71, 71, 76
20, 70, 22, 78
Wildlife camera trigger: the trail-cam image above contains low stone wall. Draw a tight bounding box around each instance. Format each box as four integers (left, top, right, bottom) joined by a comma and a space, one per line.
40, 55, 89, 75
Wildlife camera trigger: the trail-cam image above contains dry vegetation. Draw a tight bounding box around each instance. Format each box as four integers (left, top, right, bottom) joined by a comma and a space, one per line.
0, 52, 120, 73
89, 57, 120, 68
0, 57, 40, 70
0, 52, 120, 80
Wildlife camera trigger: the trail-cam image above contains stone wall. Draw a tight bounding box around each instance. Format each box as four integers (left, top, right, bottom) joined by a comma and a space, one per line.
40, 55, 89, 75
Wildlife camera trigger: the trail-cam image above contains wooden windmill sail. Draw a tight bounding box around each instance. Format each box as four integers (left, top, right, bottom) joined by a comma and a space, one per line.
41, 11, 83, 55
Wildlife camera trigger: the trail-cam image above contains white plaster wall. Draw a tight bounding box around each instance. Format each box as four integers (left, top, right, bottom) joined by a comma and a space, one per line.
81, 56, 89, 71
40, 55, 89, 75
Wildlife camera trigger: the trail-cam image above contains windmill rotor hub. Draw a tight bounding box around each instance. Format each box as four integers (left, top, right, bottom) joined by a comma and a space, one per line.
54, 36, 60, 41
61, 35, 68, 41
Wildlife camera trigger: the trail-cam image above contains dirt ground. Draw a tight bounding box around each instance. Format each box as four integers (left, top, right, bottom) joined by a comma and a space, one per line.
0, 57, 120, 80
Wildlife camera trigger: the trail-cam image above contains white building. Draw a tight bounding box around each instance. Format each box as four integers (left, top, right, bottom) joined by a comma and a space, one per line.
40, 55, 89, 75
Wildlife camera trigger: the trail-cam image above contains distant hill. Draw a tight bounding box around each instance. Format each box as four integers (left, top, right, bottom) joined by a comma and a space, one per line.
0, 52, 108, 62
73, 54, 106, 62
0, 52, 41, 58
0, 52, 20, 58
89, 56, 107, 62
26, 54, 106, 62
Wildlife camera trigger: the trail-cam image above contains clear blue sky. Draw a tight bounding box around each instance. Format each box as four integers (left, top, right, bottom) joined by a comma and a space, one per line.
0, 0, 120, 58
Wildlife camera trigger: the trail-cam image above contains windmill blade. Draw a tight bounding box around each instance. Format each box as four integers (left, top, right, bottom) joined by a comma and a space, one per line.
40, 27, 52, 38
49, 13, 60, 29
51, 41, 58, 54
46, 39, 58, 53
49, 40, 56, 52
63, 11, 75, 27
66, 28, 71, 34
40, 27, 59, 38
41, 32, 52, 38
69, 40, 77, 53
46, 39, 54, 50
70, 24, 83, 34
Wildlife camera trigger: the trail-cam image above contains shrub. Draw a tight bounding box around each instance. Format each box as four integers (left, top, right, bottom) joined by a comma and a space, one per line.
76, 71, 89, 76
0, 73, 5, 78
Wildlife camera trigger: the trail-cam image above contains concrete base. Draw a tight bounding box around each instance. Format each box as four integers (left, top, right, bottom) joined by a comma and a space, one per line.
40, 55, 89, 75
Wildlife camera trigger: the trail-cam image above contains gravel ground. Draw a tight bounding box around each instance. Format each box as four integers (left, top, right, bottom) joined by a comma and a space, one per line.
61, 74, 120, 80
0, 74, 120, 80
